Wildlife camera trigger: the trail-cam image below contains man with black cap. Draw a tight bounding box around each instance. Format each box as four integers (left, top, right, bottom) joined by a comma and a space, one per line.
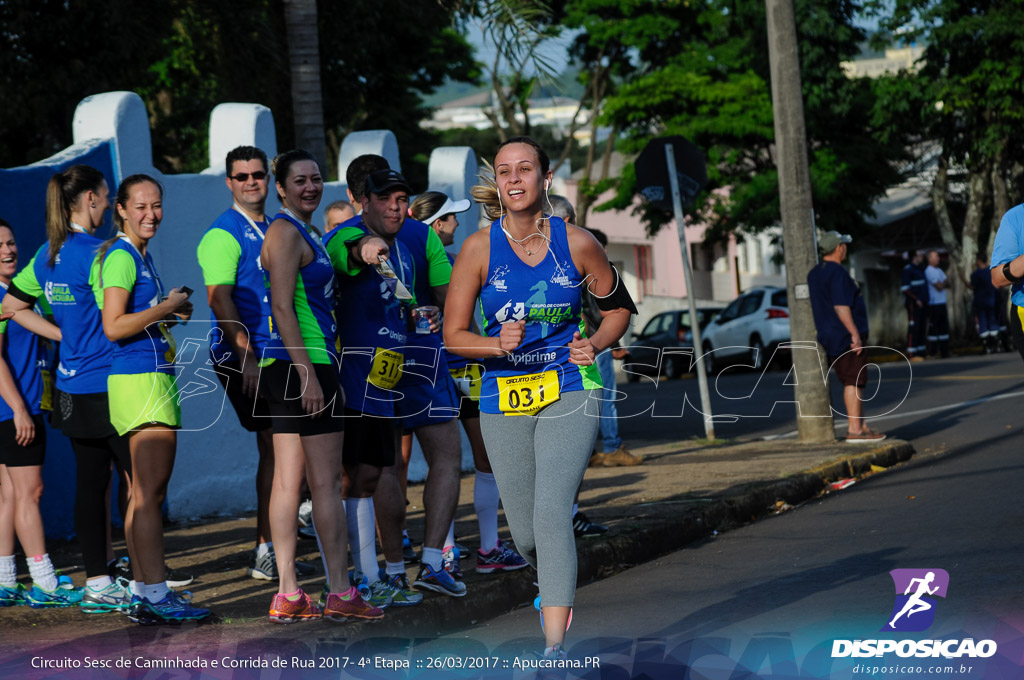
807, 230, 885, 442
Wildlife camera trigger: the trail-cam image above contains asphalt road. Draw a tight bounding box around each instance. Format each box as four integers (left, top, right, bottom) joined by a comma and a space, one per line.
418, 352, 1024, 678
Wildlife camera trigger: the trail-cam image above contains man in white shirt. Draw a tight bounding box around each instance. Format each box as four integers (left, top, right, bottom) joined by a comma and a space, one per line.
925, 249, 950, 358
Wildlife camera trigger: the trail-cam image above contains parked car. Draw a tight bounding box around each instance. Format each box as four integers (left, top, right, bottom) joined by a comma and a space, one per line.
624, 305, 725, 380
700, 286, 790, 373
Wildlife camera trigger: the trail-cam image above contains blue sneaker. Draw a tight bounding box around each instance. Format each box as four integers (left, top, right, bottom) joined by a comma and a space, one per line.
402, 535, 419, 564
140, 590, 210, 623
378, 568, 423, 607
443, 546, 463, 580
413, 563, 466, 597
476, 540, 529, 573
0, 583, 24, 607
25, 580, 84, 608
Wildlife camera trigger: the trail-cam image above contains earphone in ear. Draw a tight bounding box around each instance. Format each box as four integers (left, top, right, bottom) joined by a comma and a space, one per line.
544, 179, 550, 190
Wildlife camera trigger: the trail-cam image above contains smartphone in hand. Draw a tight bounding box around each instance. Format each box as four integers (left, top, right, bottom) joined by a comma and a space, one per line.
179, 286, 194, 298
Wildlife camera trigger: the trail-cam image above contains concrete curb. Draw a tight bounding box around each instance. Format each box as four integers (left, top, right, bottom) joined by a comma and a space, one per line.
335, 440, 916, 636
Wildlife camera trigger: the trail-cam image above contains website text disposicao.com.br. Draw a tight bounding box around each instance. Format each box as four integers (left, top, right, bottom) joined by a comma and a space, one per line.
850, 662, 977, 675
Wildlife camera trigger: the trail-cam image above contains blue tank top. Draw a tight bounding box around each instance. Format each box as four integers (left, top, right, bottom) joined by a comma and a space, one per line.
324, 220, 410, 416
200, 208, 273, 362
102, 238, 175, 376
478, 216, 601, 415
262, 212, 338, 364
13, 233, 114, 393
0, 281, 45, 422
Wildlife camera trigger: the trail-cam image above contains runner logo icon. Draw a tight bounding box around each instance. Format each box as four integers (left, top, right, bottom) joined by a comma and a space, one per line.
883, 568, 949, 632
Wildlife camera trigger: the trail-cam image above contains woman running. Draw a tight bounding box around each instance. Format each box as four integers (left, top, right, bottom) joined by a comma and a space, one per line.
444, 138, 633, 659
0, 219, 73, 607
260, 149, 381, 623
409, 191, 527, 576
2, 166, 137, 613
98, 174, 208, 624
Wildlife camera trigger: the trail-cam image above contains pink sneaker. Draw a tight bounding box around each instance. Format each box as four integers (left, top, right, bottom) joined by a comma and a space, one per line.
324, 586, 384, 622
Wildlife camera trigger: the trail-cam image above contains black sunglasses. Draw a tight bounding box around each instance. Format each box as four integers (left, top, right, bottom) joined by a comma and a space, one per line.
229, 171, 268, 182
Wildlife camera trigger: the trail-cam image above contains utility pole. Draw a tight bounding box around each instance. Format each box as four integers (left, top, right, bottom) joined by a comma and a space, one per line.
765, 0, 835, 442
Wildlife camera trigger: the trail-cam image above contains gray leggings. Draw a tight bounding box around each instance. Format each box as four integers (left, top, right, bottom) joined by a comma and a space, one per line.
480, 389, 600, 607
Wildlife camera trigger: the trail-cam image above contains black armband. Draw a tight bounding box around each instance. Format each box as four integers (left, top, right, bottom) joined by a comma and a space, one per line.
1003, 261, 1022, 285
4, 282, 38, 305
593, 266, 639, 315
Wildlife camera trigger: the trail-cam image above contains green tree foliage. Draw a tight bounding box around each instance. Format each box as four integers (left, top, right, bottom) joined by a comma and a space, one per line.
869, 0, 1024, 336
0, 0, 478, 187
585, 0, 903, 241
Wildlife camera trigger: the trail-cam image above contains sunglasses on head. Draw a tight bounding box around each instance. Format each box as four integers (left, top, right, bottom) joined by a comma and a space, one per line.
230, 171, 268, 182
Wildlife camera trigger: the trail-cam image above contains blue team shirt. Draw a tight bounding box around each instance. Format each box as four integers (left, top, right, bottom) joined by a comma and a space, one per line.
101, 239, 175, 376
0, 281, 45, 422
198, 209, 273, 362
12, 233, 114, 393
478, 216, 602, 414
807, 260, 869, 357
991, 204, 1024, 307
325, 218, 409, 416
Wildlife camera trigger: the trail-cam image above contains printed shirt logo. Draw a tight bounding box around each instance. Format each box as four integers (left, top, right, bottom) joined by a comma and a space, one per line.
489, 264, 510, 293
508, 350, 557, 367
550, 259, 573, 288
495, 300, 526, 323
883, 568, 949, 632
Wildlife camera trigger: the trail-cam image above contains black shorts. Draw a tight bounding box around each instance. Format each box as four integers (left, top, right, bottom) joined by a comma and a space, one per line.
214, 359, 272, 432
260, 360, 345, 437
51, 389, 118, 439
829, 351, 867, 388
458, 394, 480, 421
342, 408, 399, 468
0, 414, 47, 467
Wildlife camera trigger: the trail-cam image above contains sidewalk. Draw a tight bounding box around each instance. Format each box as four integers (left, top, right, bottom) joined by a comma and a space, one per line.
1, 436, 914, 643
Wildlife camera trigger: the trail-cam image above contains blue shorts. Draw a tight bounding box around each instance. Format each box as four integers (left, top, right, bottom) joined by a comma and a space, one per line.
395, 368, 460, 428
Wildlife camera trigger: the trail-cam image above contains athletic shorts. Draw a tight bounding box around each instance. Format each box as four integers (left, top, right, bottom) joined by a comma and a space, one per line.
0, 414, 47, 467
395, 373, 460, 429
213, 359, 272, 432
108, 373, 182, 436
829, 351, 867, 388
342, 408, 398, 468
1011, 305, 1024, 363
458, 394, 480, 421
259, 359, 345, 436
51, 389, 119, 439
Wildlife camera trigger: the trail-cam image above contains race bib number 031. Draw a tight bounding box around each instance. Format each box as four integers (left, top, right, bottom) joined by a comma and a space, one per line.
497, 371, 560, 416
368, 347, 404, 390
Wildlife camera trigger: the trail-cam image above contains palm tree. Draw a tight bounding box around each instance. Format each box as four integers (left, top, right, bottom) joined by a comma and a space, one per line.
283, 0, 328, 175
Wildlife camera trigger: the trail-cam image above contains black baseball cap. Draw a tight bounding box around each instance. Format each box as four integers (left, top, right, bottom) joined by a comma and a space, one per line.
365, 168, 412, 195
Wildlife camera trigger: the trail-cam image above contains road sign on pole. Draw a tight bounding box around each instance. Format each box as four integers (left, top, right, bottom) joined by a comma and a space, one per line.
635, 136, 716, 440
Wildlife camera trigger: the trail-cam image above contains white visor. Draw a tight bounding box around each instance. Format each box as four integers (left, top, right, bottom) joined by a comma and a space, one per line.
423, 198, 472, 227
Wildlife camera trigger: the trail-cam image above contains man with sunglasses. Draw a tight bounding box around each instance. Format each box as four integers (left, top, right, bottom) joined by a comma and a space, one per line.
197, 146, 315, 583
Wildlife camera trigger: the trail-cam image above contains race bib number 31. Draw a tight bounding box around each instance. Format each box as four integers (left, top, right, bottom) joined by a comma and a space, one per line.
497, 371, 560, 416
368, 347, 404, 390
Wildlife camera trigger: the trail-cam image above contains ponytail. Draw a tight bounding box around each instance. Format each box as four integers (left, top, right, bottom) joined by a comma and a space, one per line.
470, 160, 502, 222
44, 165, 105, 266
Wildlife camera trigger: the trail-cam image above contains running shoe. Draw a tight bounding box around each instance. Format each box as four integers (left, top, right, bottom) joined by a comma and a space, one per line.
25, 580, 84, 608
365, 579, 395, 609
126, 595, 150, 624
323, 586, 384, 622
269, 589, 322, 624
402, 535, 419, 564
476, 541, 529, 573
572, 512, 607, 538
297, 499, 313, 527
139, 590, 210, 623
377, 569, 423, 607
0, 583, 24, 607
165, 565, 194, 588
109, 556, 132, 583
443, 546, 463, 579
298, 524, 318, 540
454, 540, 469, 557
247, 549, 317, 580
81, 579, 131, 614
413, 563, 467, 597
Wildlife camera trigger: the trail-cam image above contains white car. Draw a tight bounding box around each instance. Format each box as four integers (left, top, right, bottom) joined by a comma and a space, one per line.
700, 286, 790, 373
